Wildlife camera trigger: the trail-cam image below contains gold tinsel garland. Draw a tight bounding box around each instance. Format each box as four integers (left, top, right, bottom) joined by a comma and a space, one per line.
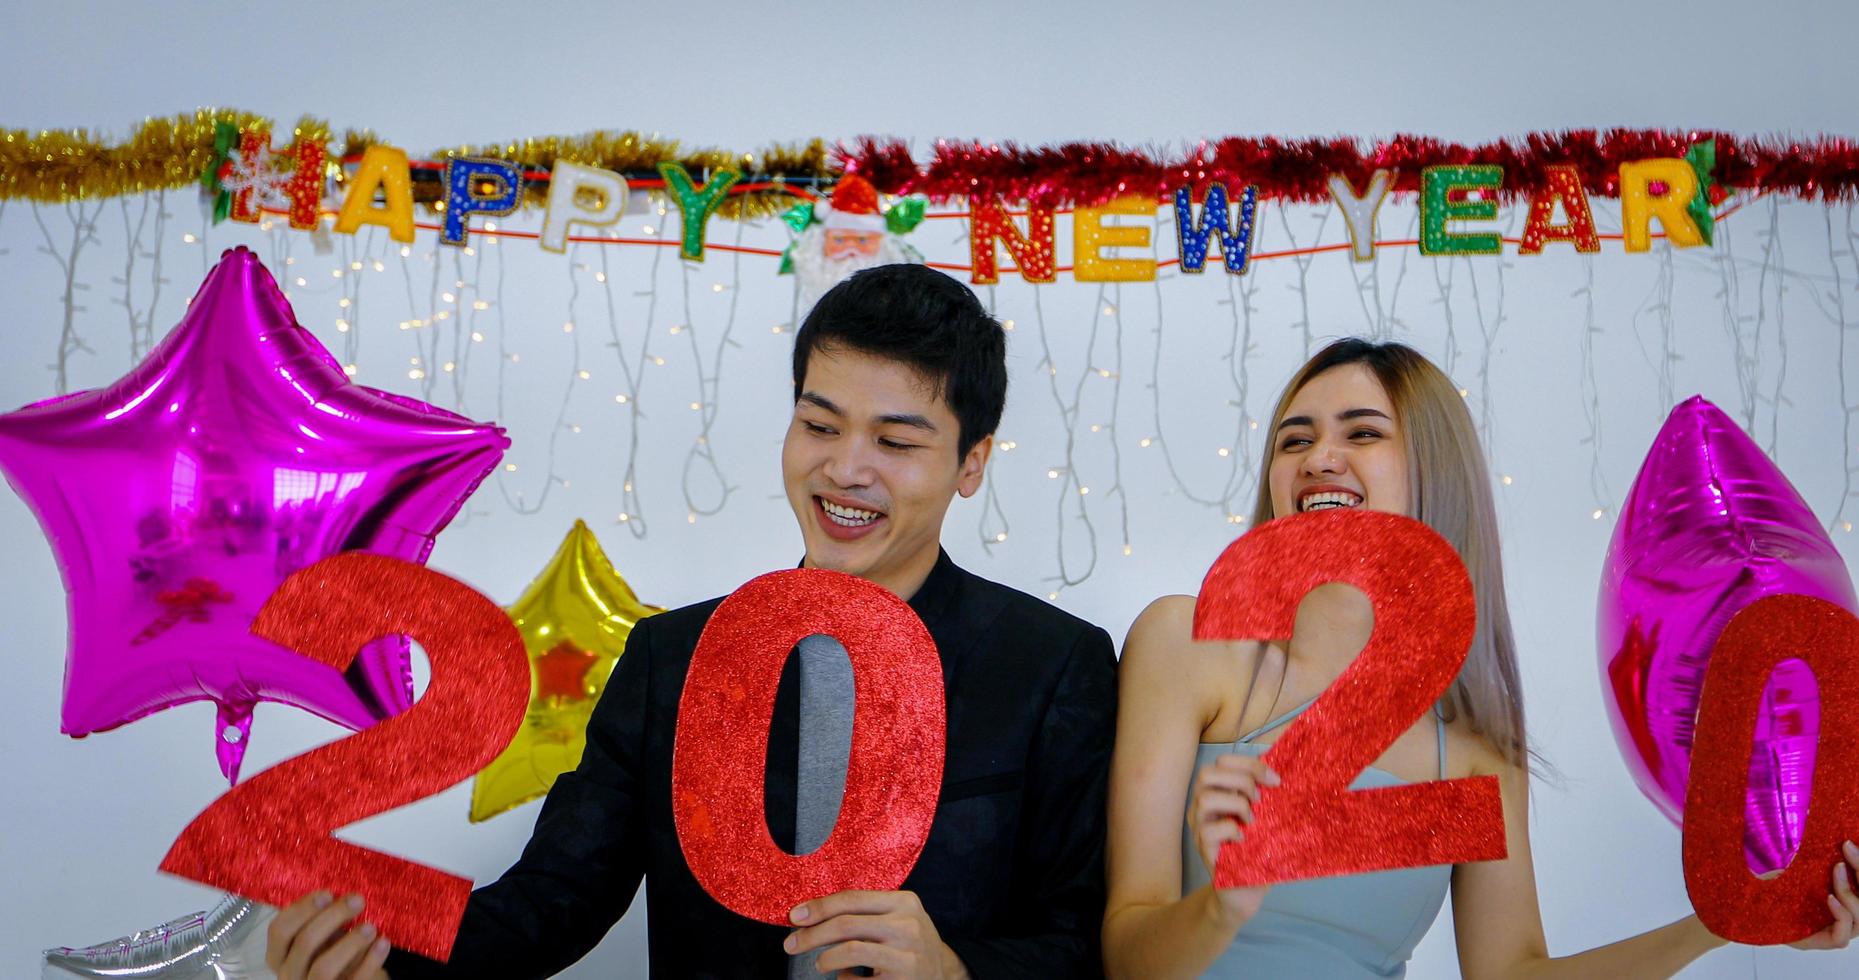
2, 111, 832, 219
1, 110, 326, 203
411, 132, 832, 219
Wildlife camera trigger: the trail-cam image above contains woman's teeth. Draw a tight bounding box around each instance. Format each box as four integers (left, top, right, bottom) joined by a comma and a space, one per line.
1299, 491, 1363, 512
822, 499, 881, 526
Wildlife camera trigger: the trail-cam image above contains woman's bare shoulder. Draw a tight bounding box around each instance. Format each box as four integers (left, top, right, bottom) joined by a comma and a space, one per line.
1121, 594, 1261, 721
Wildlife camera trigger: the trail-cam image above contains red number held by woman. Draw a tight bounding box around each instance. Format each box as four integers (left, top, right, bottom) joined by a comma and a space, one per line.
672, 568, 945, 924
1684, 594, 1859, 945
159, 553, 530, 962
1193, 508, 1506, 886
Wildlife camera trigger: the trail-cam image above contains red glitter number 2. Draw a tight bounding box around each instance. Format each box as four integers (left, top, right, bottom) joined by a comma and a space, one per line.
159, 553, 530, 962
1683, 594, 1859, 945
672, 568, 946, 924
1193, 509, 1507, 886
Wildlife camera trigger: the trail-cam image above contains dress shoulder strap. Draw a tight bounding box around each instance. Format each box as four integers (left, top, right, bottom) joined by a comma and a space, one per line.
1434, 706, 1447, 779
1234, 697, 1319, 745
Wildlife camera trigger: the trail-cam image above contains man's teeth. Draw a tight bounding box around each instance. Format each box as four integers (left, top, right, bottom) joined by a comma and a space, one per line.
1300, 491, 1363, 512
821, 499, 881, 526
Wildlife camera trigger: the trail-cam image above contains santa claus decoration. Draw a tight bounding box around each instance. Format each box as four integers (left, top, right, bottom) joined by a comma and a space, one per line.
782, 175, 927, 312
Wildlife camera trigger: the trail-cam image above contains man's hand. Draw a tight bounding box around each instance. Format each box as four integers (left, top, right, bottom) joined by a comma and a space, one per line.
785, 890, 967, 978
265, 891, 392, 980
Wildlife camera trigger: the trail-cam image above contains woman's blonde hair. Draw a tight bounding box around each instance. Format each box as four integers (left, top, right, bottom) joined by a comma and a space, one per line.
1249, 339, 1530, 770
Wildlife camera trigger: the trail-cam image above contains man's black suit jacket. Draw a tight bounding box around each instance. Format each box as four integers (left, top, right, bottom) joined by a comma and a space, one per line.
388, 551, 1117, 978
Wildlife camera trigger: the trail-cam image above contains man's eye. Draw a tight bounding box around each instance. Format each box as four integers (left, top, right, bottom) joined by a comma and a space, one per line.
880, 439, 918, 451
802, 421, 834, 435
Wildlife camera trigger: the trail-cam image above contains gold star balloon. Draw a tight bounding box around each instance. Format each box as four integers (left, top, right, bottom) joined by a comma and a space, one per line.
469, 520, 663, 822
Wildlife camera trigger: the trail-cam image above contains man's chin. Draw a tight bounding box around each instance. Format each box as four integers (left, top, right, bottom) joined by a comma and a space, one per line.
802, 537, 873, 577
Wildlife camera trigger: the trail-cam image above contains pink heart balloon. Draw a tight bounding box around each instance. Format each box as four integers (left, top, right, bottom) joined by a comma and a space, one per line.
0, 247, 508, 781
1599, 396, 1854, 874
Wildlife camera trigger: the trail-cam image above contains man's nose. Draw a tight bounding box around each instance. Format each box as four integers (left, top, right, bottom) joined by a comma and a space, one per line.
822, 441, 877, 486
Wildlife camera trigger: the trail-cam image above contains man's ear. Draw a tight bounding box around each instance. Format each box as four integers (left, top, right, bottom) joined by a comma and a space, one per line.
955, 435, 993, 498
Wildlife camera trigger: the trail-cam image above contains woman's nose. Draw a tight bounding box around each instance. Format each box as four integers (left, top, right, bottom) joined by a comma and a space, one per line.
1301, 441, 1346, 475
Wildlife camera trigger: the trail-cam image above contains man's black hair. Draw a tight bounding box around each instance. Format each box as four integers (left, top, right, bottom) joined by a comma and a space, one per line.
792, 264, 1007, 459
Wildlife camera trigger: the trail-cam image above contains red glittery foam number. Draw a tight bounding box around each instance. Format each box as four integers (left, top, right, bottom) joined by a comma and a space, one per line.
672, 568, 945, 924
159, 553, 529, 962
1684, 594, 1859, 945
1193, 509, 1507, 886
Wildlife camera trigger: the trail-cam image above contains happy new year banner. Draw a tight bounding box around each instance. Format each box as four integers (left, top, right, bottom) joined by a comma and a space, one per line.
6, 110, 1857, 285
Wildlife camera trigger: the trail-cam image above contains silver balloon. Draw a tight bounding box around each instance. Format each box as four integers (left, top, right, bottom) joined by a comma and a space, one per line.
43, 895, 275, 979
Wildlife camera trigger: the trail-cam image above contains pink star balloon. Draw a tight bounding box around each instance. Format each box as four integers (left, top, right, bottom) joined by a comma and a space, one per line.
0, 246, 508, 782
1599, 395, 1855, 874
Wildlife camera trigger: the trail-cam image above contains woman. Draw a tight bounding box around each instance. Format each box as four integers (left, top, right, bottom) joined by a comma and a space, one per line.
1102, 339, 1859, 979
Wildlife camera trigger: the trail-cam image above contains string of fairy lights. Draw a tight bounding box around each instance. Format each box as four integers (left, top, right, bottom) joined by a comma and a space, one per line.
7, 190, 1858, 599
1830, 206, 1858, 534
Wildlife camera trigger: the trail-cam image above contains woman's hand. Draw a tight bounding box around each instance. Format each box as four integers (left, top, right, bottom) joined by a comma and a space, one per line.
1188, 753, 1280, 924
1787, 840, 1859, 950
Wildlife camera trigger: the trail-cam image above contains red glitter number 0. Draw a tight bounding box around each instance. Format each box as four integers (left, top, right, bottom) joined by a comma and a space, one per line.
1683, 594, 1859, 945
1193, 509, 1507, 886
672, 568, 946, 924
159, 554, 530, 962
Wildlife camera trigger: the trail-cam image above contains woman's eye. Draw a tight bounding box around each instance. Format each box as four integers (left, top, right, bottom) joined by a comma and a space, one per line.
1351, 428, 1381, 440
1280, 436, 1311, 450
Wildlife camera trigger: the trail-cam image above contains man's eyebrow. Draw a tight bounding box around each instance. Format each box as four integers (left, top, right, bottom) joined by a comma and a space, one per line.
797, 392, 843, 415
877, 413, 938, 432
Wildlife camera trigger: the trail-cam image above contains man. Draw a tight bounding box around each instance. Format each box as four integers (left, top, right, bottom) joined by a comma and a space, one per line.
266, 263, 1117, 978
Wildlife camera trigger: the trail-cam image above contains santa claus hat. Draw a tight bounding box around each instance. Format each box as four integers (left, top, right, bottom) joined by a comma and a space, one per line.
813, 174, 887, 232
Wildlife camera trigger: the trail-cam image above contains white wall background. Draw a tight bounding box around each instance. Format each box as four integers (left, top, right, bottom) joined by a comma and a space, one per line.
4, 2, 1857, 976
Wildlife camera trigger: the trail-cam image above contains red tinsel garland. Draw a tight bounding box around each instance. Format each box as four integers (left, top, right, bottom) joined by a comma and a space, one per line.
839, 131, 1859, 206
